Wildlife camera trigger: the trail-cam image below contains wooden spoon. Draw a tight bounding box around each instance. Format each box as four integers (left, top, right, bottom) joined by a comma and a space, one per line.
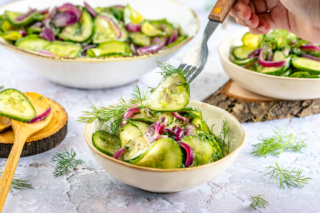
0, 93, 53, 212
0, 116, 10, 133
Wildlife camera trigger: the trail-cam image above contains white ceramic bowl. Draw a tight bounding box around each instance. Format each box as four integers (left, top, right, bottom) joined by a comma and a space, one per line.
0, 0, 199, 89
84, 100, 245, 193
219, 29, 320, 100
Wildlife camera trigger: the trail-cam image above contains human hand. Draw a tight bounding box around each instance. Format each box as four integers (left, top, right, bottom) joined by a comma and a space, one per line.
229, 0, 320, 44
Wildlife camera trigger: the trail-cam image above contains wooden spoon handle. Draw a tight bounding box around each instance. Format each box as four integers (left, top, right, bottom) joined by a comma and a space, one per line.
0, 133, 28, 212
209, 0, 238, 23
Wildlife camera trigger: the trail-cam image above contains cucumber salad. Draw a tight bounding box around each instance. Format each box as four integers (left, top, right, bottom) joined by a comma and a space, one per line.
0, 2, 188, 57
79, 62, 230, 169
0, 88, 51, 123
231, 30, 320, 78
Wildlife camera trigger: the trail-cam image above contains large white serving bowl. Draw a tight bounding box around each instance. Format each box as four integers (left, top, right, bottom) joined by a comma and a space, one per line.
219, 29, 320, 100
0, 0, 199, 89
84, 100, 245, 193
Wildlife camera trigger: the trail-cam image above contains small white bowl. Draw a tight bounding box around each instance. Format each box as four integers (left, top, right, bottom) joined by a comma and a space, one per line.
0, 0, 199, 89
219, 29, 320, 100
84, 100, 245, 193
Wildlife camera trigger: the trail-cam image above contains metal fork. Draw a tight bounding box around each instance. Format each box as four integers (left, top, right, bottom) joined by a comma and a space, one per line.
179, 0, 237, 84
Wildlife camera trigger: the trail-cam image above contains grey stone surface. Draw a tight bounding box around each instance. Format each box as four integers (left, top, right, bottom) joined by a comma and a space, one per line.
1, 0, 320, 212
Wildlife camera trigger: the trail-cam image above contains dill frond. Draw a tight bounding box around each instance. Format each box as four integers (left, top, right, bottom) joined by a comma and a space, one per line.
0, 172, 33, 193
250, 195, 268, 211
219, 120, 230, 156
51, 149, 84, 178
156, 60, 186, 76
265, 162, 311, 189
252, 128, 307, 157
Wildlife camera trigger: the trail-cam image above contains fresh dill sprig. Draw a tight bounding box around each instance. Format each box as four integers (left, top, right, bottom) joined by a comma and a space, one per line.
265, 162, 311, 189
156, 60, 186, 76
0, 172, 33, 193
51, 149, 84, 177
219, 120, 230, 156
250, 195, 268, 211
252, 128, 307, 157
78, 85, 148, 134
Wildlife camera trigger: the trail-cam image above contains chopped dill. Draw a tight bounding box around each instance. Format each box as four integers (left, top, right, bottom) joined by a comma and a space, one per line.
265, 162, 311, 189
0, 172, 33, 193
252, 128, 307, 157
78, 85, 148, 134
156, 60, 187, 77
51, 149, 84, 177
250, 195, 268, 211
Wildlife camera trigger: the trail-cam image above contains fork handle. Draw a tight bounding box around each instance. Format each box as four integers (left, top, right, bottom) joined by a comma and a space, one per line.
209, 0, 238, 23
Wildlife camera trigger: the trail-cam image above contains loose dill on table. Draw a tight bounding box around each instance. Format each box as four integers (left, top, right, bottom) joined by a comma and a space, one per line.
250, 195, 268, 211
252, 128, 307, 157
0, 172, 33, 193
51, 149, 84, 177
0, 86, 4, 90
265, 162, 311, 189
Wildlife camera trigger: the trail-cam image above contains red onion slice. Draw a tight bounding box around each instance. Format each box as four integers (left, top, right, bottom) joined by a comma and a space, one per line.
178, 142, 195, 167
16, 8, 37, 21
185, 124, 197, 136
167, 28, 178, 45
39, 50, 56, 56
38, 8, 49, 15
300, 45, 320, 53
248, 49, 261, 59
84, 1, 97, 18
32, 22, 43, 28
125, 23, 142, 32
113, 147, 126, 159
172, 126, 185, 141
145, 121, 168, 142
172, 112, 189, 124
130, 43, 138, 55
301, 53, 320, 62
44, 7, 57, 29
57, 3, 82, 19
29, 107, 52, 123
258, 47, 286, 67
137, 39, 166, 55
122, 107, 140, 126
40, 28, 55, 42
145, 108, 150, 116
82, 45, 97, 56
53, 10, 78, 27
99, 15, 122, 39
19, 30, 27, 37
164, 128, 173, 133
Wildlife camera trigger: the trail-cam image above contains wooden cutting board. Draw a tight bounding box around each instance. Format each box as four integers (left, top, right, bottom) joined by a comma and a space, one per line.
203, 80, 320, 123
0, 96, 68, 158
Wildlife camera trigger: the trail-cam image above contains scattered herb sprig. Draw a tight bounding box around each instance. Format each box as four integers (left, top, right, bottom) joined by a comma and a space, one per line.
265, 162, 311, 189
0, 172, 33, 193
252, 128, 307, 157
219, 120, 230, 156
250, 195, 268, 211
156, 60, 186, 77
51, 149, 84, 177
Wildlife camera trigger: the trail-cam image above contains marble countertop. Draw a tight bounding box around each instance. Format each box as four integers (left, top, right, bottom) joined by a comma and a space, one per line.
1, 0, 320, 212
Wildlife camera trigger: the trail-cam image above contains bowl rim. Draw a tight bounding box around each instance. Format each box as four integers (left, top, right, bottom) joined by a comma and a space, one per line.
0, 0, 200, 63
84, 100, 246, 172
219, 28, 320, 81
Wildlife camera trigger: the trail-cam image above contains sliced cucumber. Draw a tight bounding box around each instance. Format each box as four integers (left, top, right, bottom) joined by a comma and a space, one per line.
129, 32, 151, 46
150, 19, 175, 37
16, 36, 49, 52
280, 69, 292, 77
129, 138, 183, 169
147, 73, 190, 111
186, 110, 202, 118
93, 15, 121, 44
87, 40, 131, 57
292, 57, 320, 73
142, 21, 165, 37
59, 10, 93, 43
163, 35, 188, 49
180, 135, 219, 165
232, 58, 257, 66
92, 130, 121, 156
27, 26, 42, 34
43, 41, 83, 57
260, 51, 289, 76
0, 19, 13, 32
155, 112, 175, 124
191, 117, 210, 133
118, 25, 128, 41
0, 89, 36, 122
290, 71, 311, 78
241, 32, 262, 49
232, 46, 255, 60
119, 121, 150, 161
0, 31, 22, 41
4, 10, 39, 27
131, 109, 158, 124
124, 4, 144, 25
